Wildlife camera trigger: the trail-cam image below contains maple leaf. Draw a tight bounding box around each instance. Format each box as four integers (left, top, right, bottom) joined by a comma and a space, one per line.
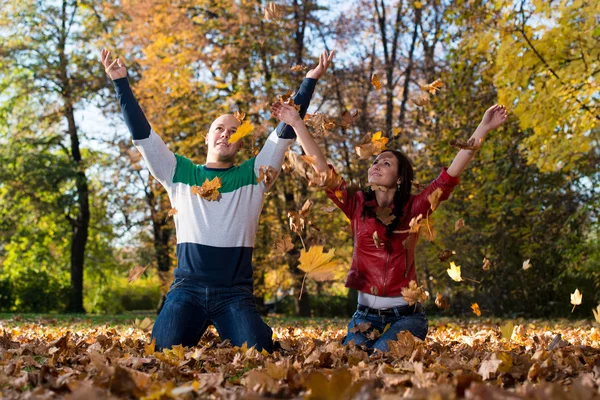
435, 293, 450, 309
472, 303, 481, 316
286, 151, 314, 180
392, 127, 402, 137
350, 322, 371, 333
228, 120, 254, 144
387, 331, 416, 359
274, 90, 301, 112
592, 304, 600, 324
290, 64, 308, 72
192, 177, 222, 201
482, 257, 491, 270
450, 137, 483, 151
371, 131, 389, 151
369, 183, 389, 192
455, 218, 465, 232
522, 259, 532, 270
134, 317, 154, 333
128, 265, 148, 283
356, 142, 377, 160
372, 231, 381, 249
401, 280, 429, 306
571, 289, 582, 312
371, 73, 383, 90
233, 111, 245, 122
438, 249, 456, 262
311, 168, 343, 190
339, 109, 360, 129
256, 165, 278, 188
420, 79, 445, 95
272, 235, 294, 255
167, 208, 178, 218
298, 246, 337, 281
305, 113, 336, 137
428, 188, 443, 212
375, 206, 395, 225
320, 205, 337, 213
447, 262, 462, 282
478, 355, 502, 380
264, 2, 283, 20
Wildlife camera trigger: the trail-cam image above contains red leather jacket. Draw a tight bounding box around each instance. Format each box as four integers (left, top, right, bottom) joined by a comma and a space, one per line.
325, 167, 459, 297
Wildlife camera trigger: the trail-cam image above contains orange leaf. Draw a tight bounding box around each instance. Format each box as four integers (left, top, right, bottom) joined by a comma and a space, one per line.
191, 177, 222, 201
472, 303, 481, 316
371, 73, 383, 90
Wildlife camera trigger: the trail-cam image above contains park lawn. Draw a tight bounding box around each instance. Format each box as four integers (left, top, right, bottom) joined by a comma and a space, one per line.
0, 313, 598, 399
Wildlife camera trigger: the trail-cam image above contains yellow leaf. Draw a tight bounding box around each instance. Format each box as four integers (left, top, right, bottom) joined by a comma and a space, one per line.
144, 338, 156, 355
298, 246, 337, 281
571, 289, 582, 312
371, 131, 389, 150
592, 304, 600, 324
392, 127, 402, 137
472, 303, 481, 316
500, 321, 514, 340
372, 231, 380, 249
371, 73, 383, 90
522, 259, 532, 270
228, 120, 254, 144
192, 177, 222, 201
447, 262, 462, 282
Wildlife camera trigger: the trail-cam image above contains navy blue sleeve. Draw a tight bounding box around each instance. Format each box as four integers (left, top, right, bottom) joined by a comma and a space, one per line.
276, 77, 318, 139
113, 77, 152, 140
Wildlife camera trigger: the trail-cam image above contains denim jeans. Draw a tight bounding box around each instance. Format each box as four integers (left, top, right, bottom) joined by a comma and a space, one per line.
343, 304, 428, 352
151, 278, 273, 352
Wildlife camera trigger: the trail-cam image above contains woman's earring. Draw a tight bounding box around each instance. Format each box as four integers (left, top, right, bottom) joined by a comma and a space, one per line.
397, 181, 401, 191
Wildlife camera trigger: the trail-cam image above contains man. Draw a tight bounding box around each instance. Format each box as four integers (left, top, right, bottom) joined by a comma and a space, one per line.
101, 48, 334, 351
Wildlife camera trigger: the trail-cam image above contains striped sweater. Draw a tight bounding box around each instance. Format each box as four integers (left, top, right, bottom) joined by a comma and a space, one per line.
114, 77, 317, 288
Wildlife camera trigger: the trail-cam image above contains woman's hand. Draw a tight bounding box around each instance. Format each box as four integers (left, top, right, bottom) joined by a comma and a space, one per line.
479, 104, 508, 132
271, 102, 303, 127
101, 48, 128, 80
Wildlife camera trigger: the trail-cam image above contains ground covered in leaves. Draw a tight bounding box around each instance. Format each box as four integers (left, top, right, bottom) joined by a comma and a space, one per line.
0, 314, 599, 399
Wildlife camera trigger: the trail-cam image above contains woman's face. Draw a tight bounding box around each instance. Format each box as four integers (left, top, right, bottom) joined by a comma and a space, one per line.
368, 152, 400, 189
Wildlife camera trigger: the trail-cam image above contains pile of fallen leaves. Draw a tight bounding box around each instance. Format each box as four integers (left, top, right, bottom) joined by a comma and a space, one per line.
0, 316, 599, 399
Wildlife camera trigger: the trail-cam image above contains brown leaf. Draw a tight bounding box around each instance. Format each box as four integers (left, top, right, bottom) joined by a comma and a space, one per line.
371, 73, 383, 90
450, 137, 483, 151
387, 331, 416, 359
435, 293, 450, 309
401, 280, 429, 306
128, 265, 148, 283
256, 165, 278, 188
290, 64, 308, 72
419, 79, 445, 95
482, 257, 491, 270
191, 177, 222, 201
438, 249, 456, 262
455, 218, 465, 232
305, 113, 336, 137
264, 2, 283, 20
339, 109, 360, 129
233, 111, 245, 122
372, 231, 381, 249
428, 188, 443, 212
375, 207, 395, 226
272, 235, 294, 255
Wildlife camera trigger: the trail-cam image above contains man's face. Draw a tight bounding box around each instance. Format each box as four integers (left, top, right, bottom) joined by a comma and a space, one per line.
205, 114, 242, 161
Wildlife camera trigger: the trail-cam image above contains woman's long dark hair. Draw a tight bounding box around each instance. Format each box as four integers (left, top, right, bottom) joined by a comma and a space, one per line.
362, 150, 414, 247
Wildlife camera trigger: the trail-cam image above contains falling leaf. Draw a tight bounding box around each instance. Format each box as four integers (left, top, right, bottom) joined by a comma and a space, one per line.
375, 207, 395, 225
500, 321, 514, 340
392, 127, 402, 137
290, 64, 308, 72
478, 355, 502, 380
371, 73, 382, 90
371, 131, 389, 150
472, 303, 481, 317
339, 109, 360, 129
305, 113, 336, 137
372, 231, 380, 249
438, 249, 456, 262
256, 165, 278, 188
228, 120, 254, 144
450, 137, 483, 151
297, 246, 337, 281
167, 208, 178, 218
571, 289, 582, 312
134, 317, 154, 333
272, 235, 294, 255
435, 293, 450, 309
401, 280, 429, 306
447, 262, 462, 282
275, 90, 301, 112
369, 183, 389, 192
311, 168, 343, 190
522, 259, 532, 270
233, 111, 245, 122
334, 190, 344, 203
264, 2, 283, 20
128, 265, 148, 283
455, 218, 465, 232
350, 322, 371, 333
482, 257, 491, 270
428, 188, 443, 212
419, 79, 445, 95
192, 177, 222, 201
592, 304, 600, 323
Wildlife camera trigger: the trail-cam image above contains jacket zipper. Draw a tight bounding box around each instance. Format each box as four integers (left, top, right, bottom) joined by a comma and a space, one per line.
383, 250, 390, 296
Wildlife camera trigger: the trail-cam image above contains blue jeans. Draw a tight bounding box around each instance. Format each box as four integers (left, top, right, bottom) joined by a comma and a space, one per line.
343, 304, 428, 352
151, 278, 273, 352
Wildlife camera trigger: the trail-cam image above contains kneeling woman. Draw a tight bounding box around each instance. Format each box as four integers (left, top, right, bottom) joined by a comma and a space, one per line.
271, 102, 507, 351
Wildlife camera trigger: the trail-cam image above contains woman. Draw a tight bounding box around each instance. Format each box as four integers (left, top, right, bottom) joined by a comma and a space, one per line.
271, 101, 507, 351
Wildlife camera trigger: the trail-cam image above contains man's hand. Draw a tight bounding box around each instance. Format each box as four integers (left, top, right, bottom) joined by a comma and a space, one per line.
306, 50, 335, 80
271, 102, 303, 127
101, 48, 127, 80
479, 104, 508, 132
